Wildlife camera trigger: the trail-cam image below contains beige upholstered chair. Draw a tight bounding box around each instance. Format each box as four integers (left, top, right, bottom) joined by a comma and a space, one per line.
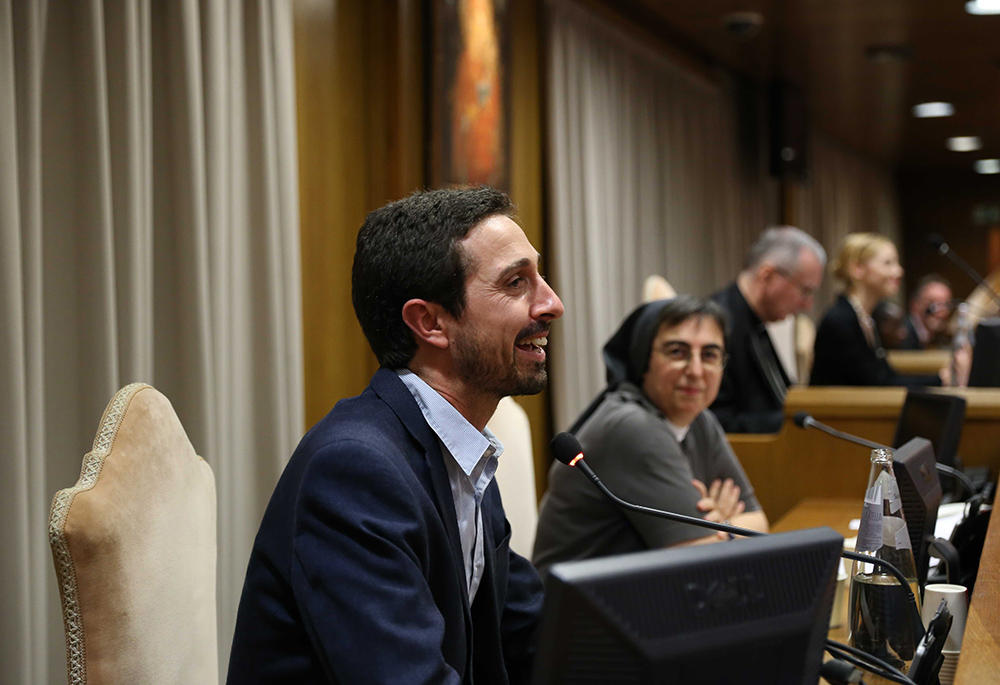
488, 396, 538, 558
795, 313, 817, 384
641, 274, 677, 303
48, 383, 218, 684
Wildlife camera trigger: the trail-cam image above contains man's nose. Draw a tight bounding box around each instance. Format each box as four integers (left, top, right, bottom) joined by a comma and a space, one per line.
534, 279, 565, 321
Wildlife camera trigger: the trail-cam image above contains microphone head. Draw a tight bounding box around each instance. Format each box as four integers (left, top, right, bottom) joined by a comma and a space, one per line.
928, 233, 947, 252
792, 411, 812, 428
551, 432, 585, 466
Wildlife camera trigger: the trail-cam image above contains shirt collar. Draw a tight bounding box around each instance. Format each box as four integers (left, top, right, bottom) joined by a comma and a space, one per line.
664, 418, 691, 443
396, 369, 503, 476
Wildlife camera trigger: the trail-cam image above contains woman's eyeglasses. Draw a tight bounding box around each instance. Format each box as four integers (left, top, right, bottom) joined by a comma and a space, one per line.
656, 342, 729, 370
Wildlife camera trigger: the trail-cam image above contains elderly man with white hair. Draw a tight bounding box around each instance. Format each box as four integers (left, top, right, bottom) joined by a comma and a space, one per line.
710, 227, 826, 433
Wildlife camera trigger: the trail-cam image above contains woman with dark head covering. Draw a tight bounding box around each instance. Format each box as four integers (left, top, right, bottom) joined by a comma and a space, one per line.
532, 295, 769, 578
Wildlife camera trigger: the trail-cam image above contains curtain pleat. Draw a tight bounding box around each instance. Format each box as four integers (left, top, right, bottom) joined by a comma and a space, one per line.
0, 1, 303, 681
545, 0, 769, 430
795, 131, 902, 309
0, 4, 33, 679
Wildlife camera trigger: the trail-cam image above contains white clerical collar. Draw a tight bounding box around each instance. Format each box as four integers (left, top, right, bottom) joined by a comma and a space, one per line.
664, 418, 690, 443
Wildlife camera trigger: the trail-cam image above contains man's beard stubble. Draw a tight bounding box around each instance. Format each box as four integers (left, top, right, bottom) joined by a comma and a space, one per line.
452, 327, 548, 399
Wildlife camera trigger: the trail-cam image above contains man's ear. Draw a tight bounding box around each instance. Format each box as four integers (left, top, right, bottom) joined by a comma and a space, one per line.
401, 299, 450, 350
758, 262, 778, 284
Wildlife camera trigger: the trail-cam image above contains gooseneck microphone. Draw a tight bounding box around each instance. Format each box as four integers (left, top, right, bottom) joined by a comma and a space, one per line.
551, 431, 926, 644
928, 233, 1000, 306
792, 412, 886, 450
550, 432, 760, 540
793, 412, 977, 496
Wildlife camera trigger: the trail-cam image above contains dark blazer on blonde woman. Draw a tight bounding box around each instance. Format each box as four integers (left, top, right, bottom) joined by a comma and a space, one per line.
810, 295, 940, 388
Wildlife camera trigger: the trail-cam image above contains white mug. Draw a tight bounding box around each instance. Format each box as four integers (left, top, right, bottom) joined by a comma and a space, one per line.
921, 583, 968, 651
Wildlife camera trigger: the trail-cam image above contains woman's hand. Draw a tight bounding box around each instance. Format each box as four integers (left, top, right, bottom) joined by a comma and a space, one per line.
692, 478, 745, 539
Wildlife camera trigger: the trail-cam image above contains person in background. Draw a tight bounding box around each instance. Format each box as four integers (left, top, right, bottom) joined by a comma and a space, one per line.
811, 233, 955, 387
532, 296, 768, 580
902, 274, 954, 350
229, 187, 562, 684
711, 227, 826, 433
872, 300, 908, 350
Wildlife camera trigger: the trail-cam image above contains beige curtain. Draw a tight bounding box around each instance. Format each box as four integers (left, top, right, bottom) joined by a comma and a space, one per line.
794, 130, 902, 311
0, 1, 303, 681
545, 0, 773, 430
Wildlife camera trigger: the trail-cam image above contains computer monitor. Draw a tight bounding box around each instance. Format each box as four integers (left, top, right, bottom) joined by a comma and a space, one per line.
532, 528, 843, 685
892, 437, 942, 587
969, 318, 1000, 387
892, 390, 966, 469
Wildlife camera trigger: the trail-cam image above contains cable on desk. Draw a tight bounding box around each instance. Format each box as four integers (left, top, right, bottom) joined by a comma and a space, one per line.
825, 640, 917, 685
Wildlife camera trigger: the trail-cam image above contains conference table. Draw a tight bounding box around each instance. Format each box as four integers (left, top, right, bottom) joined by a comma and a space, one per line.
773, 496, 1000, 684
728, 385, 1000, 522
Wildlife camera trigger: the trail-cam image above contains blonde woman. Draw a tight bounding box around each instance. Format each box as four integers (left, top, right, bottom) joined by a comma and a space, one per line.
810, 233, 949, 387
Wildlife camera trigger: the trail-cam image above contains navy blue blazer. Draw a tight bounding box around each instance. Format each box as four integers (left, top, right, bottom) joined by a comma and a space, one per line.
227, 368, 543, 684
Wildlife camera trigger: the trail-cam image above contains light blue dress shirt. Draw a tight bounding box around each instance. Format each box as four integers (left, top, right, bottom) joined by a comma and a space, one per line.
397, 370, 503, 603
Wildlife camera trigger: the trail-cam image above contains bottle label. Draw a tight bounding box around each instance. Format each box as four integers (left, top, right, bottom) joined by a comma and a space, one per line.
886, 477, 902, 515
886, 516, 912, 550
858, 483, 884, 553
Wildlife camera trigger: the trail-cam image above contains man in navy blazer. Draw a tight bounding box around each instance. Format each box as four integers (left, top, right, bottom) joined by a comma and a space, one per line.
228, 187, 563, 684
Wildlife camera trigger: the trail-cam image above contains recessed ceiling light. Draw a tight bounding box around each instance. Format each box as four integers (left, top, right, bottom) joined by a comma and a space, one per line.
947, 136, 983, 152
912, 102, 955, 118
975, 159, 1000, 174
966, 0, 1000, 15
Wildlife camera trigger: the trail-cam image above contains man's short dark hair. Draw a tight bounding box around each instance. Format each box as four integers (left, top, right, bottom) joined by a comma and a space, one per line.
911, 273, 951, 301
352, 187, 516, 368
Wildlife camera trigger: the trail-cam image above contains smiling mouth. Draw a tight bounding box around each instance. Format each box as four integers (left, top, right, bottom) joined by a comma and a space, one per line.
515, 337, 548, 353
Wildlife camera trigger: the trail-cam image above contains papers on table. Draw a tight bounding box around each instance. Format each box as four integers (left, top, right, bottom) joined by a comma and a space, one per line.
845, 502, 968, 570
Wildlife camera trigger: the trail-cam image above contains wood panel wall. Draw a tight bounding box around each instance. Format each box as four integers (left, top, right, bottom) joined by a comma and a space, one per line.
506, 0, 551, 499
898, 168, 1000, 302
295, 0, 380, 429
293, 0, 552, 499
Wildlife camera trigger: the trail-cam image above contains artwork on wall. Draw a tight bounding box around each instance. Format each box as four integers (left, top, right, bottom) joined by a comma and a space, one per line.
429, 0, 510, 191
